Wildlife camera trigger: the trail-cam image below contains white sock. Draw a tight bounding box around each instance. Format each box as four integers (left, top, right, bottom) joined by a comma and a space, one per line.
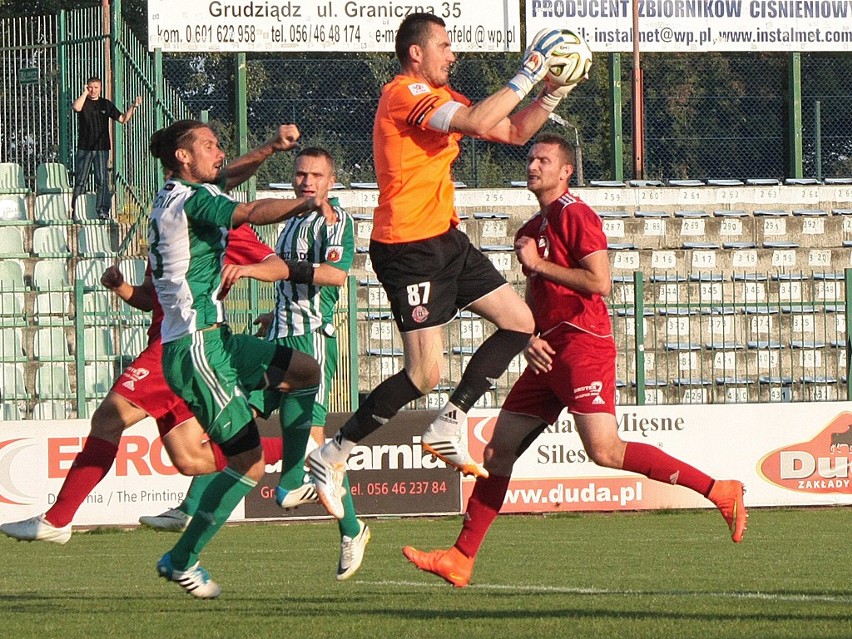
322, 434, 356, 464
428, 401, 468, 438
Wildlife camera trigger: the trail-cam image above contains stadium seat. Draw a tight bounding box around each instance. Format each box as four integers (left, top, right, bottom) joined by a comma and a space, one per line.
83, 361, 116, 398
33, 292, 72, 325
81, 290, 114, 325
0, 291, 25, 326
0, 327, 27, 362
32, 400, 73, 419
32, 259, 70, 291
0, 363, 28, 400
0, 260, 26, 291
0, 163, 29, 195
77, 225, 118, 257
0, 227, 28, 258
33, 326, 73, 361
35, 162, 73, 194
31, 226, 71, 257
0, 194, 29, 225
32, 193, 71, 224
1, 401, 24, 420
117, 325, 147, 358
83, 326, 116, 361
74, 257, 111, 289
72, 193, 99, 224
118, 258, 147, 284
34, 363, 73, 399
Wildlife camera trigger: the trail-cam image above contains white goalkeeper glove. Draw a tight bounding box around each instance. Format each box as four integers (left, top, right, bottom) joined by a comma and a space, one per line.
536, 76, 580, 113
507, 28, 566, 100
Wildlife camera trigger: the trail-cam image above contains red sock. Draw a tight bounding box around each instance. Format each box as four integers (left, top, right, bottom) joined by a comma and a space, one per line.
45, 437, 118, 528
209, 438, 281, 472
622, 442, 714, 496
210, 442, 228, 471
454, 474, 511, 559
260, 437, 283, 465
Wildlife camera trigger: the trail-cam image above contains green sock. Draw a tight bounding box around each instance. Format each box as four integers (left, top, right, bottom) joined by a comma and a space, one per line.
178, 473, 218, 517
338, 474, 361, 539
277, 387, 317, 491
170, 466, 256, 569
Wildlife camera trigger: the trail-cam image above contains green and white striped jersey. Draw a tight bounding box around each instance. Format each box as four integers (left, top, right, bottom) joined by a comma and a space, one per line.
267, 201, 355, 338
148, 178, 238, 343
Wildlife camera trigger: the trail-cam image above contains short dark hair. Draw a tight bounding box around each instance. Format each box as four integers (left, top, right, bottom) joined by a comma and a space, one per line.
86, 76, 101, 85
149, 119, 207, 174
295, 146, 336, 174
395, 12, 445, 65
530, 132, 575, 166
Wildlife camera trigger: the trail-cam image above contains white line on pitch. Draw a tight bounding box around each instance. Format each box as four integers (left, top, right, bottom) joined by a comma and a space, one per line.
357, 580, 852, 604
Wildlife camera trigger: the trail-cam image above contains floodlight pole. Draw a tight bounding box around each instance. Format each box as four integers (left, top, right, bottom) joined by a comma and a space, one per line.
631, 0, 645, 179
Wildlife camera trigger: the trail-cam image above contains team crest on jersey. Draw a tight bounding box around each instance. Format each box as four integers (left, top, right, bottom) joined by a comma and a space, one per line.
121, 366, 151, 392
408, 83, 430, 96
412, 305, 429, 323
325, 246, 342, 263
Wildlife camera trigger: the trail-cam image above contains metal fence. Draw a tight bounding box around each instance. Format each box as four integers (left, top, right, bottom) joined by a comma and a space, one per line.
222, 269, 852, 417
160, 51, 852, 189
2, 8, 851, 227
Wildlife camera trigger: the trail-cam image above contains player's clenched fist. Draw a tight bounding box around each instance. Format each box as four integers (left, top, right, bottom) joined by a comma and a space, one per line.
269, 124, 301, 152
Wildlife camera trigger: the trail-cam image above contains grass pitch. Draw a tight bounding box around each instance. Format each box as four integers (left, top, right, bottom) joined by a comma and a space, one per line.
0, 508, 849, 639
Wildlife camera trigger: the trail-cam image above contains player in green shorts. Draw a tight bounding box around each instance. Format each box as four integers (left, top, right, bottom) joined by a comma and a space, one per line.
144, 147, 370, 581
148, 119, 333, 599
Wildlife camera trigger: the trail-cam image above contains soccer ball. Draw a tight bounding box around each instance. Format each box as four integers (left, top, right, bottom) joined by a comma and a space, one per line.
546, 29, 593, 87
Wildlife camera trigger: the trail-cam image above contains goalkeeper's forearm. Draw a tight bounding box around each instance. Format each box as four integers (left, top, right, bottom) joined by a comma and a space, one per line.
233, 196, 316, 227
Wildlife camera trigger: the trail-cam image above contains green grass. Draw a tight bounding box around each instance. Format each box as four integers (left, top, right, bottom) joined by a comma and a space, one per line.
0, 508, 849, 639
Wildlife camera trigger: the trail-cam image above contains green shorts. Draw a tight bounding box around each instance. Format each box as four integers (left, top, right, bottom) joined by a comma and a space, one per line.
250, 330, 338, 426
162, 325, 276, 445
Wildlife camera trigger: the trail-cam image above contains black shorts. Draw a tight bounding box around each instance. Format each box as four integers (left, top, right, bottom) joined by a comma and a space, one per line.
370, 227, 507, 332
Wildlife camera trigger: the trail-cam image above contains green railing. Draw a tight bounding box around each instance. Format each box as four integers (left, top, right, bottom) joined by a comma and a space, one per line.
1, 268, 850, 421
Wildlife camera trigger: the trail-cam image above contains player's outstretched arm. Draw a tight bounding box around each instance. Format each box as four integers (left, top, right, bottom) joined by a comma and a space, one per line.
449, 29, 566, 145
222, 124, 301, 190
232, 194, 323, 227
220, 257, 290, 289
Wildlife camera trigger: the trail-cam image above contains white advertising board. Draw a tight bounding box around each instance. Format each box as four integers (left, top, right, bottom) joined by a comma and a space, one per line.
526, 0, 852, 52
465, 402, 852, 512
148, 0, 521, 52
0, 418, 206, 527
2, 402, 851, 528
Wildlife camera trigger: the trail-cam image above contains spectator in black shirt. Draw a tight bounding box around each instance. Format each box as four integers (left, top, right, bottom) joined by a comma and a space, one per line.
71, 76, 142, 220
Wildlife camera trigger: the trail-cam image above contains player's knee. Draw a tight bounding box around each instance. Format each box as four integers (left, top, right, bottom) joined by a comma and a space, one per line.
170, 455, 210, 476
483, 443, 516, 475
287, 351, 321, 389
90, 405, 129, 441
586, 445, 621, 469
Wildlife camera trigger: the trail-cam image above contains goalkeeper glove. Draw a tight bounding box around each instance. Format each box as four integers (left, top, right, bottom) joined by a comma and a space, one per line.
536, 77, 580, 113
507, 29, 566, 100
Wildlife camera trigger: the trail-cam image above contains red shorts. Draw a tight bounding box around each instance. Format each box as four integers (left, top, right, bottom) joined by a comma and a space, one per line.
110, 338, 195, 438
503, 327, 616, 423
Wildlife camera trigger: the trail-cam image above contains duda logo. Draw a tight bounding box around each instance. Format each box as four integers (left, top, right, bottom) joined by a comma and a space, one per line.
759, 412, 852, 493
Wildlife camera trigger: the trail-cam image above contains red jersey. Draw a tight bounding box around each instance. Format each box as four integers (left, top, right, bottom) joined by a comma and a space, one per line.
372, 75, 471, 243
515, 191, 612, 338
147, 223, 274, 342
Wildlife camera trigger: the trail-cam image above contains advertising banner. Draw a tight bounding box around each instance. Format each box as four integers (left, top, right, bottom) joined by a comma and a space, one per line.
2, 403, 851, 528
245, 411, 461, 519
464, 403, 852, 512
0, 418, 198, 526
526, 1, 852, 53
148, 0, 522, 52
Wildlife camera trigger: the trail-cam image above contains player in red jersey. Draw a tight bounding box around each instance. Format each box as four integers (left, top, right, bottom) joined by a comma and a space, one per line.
0, 127, 300, 544
402, 133, 749, 587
